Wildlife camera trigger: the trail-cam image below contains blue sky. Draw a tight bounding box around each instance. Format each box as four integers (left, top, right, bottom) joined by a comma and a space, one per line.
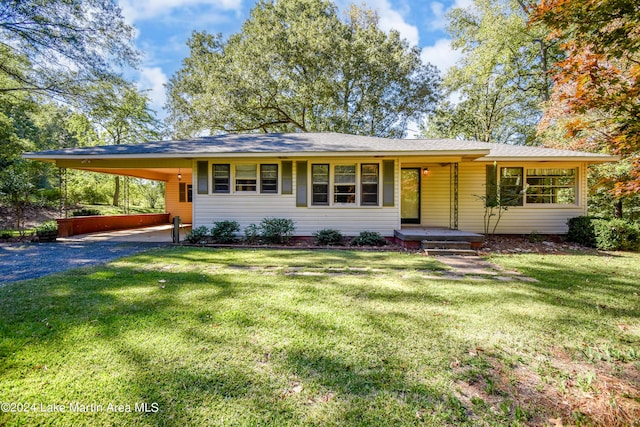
118, 0, 472, 122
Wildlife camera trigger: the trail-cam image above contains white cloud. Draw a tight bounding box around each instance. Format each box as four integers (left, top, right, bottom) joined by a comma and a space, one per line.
429, 2, 446, 30
337, 0, 420, 46
136, 67, 169, 116
119, 0, 242, 24
421, 38, 461, 74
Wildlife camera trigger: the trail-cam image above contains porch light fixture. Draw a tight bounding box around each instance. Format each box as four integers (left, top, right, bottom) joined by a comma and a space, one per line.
422, 167, 430, 176
178, 168, 182, 181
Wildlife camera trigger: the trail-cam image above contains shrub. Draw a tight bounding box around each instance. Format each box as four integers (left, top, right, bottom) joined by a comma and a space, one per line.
244, 224, 261, 244
567, 216, 597, 247
592, 218, 640, 251
350, 231, 387, 247
36, 220, 58, 233
210, 220, 240, 243
185, 226, 210, 244
527, 231, 544, 243
71, 208, 102, 217
313, 228, 345, 246
259, 217, 295, 244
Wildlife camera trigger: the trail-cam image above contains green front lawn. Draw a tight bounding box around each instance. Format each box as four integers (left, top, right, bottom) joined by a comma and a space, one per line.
1, 249, 638, 426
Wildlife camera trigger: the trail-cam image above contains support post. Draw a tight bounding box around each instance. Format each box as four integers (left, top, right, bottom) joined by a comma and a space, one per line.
450, 163, 459, 230
172, 216, 181, 243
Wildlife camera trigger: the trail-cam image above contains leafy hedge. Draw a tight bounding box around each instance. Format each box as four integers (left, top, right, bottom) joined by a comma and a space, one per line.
313, 228, 345, 246
567, 216, 640, 251
210, 220, 240, 243
350, 231, 387, 247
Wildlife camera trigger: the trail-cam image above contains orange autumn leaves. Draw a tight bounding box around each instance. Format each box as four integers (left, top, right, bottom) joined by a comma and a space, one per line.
534, 0, 640, 194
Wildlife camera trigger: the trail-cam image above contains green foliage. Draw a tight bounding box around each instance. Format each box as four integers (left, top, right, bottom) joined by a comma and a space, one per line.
567, 216, 597, 247
568, 216, 640, 251
167, 0, 439, 138
313, 228, 345, 246
422, 0, 559, 145
243, 224, 261, 244
527, 231, 543, 243
35, 220, 58, 233
0, 0, 138, 103
0, 162, 34, 234
210, 220, 241, 244
185, 226, 210, 244
259, 217, 296, 244
592, 218, 640, 251
350, 231, 387, 246
71, 208, 102, 217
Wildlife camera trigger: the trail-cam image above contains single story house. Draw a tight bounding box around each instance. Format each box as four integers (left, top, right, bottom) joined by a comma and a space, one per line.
24, 132, 617, 237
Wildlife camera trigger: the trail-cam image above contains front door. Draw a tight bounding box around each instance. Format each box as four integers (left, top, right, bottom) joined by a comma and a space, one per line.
401, 168, 421, 224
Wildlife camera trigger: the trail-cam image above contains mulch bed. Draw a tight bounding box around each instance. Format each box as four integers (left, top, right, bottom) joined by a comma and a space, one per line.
479, 235, 596, 255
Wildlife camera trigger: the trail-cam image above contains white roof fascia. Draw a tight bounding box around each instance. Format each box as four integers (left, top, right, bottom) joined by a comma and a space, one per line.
23, 149, 492, 160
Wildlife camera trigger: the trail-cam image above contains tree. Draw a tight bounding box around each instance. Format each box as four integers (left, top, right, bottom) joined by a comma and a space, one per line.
421, 0, 560, 145
0, 0, 138, 102
166, 0, 439, 138
84, 83, 162, 206
0, 162, 34, 235
533, 0, 640, 195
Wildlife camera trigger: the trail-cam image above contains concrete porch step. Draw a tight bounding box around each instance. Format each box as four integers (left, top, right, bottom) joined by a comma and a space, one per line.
423, 248, 478, 256
422, 240, 471, 250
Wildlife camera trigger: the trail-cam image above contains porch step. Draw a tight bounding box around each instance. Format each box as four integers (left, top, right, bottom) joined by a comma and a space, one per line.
423, 248, 478, 256
422, 240, 471, 250
421, 240, 477, 256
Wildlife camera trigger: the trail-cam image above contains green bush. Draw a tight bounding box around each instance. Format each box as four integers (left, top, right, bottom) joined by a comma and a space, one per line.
259, 217, 295, 244
185, 226, 210, 244
567, 216, 597, 247
210, 220, 240, 243
244, 224, 261, 244
592, 218, 640, 251
350, 231, 387, 247
313, 228, 345, 246
36, 220, 58, 233
71, 208, 102, 217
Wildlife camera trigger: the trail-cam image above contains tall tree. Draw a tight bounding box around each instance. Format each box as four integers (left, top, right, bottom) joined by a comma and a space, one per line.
0, 0, 138, 102
534, 0, 640, 195
166, 0, 439, 138
84, 83, 162, 206
422, 0, 560, 144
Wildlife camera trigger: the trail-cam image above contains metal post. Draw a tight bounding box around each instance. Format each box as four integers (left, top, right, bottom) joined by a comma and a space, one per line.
172, 216, 181, 243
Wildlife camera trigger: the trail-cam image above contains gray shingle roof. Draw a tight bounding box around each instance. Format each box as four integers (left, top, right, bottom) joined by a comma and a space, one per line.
23, 132, 617, 162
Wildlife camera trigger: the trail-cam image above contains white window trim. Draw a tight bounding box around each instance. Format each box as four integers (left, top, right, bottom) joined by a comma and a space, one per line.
208, 161, 281, 196
497, 166, 580, 207
310, 161, 381, 208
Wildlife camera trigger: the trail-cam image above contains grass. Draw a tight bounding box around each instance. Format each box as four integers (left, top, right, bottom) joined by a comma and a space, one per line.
0, 248, 639, 426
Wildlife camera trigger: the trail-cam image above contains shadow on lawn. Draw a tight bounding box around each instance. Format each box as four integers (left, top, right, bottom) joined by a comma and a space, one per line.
2, 249, 639, 426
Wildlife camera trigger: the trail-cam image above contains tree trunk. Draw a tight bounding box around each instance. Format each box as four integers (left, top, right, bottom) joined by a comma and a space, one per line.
113, 176, 120, 206
614, 199, 623, 218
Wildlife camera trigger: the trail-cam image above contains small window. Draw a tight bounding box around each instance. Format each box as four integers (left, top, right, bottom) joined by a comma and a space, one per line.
312, 164, 329, 205
235, 164, 257, 192
179, 183, 192, 203
212, 164, 230, 193
361, 164, 379, 206
334, 164, 356, 204
260, 164, 278, 194
526, 168, 576, 204
500, 167, 523, 206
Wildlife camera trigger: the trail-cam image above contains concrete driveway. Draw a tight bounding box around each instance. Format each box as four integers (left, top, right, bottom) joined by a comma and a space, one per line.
0, 225, 188, 285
